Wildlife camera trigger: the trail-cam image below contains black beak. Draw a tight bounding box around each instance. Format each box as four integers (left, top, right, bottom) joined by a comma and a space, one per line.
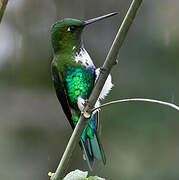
84, 12, 118, 26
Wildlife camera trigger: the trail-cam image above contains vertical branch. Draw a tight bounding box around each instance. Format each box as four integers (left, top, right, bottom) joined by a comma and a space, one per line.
0, 0, 8, 24
52, 116, 87, 180
51, 0, 143, 179
85, 0, 143, 110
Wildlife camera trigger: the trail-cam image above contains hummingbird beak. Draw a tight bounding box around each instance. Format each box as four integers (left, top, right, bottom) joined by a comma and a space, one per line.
84, 12, 118, 26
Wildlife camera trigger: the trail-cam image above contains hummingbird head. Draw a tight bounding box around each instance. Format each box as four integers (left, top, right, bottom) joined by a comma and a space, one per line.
50, 12, 118, 53
50, 18, 84, 53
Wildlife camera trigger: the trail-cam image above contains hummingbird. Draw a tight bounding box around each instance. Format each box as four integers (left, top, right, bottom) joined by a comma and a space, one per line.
50, 12, 117, 169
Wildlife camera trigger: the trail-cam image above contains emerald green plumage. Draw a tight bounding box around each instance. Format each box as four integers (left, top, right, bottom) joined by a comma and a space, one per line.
50, 13, 117, 169
66, 66, 96, 142
51, 19, 96, 140
66, 67, 94, 109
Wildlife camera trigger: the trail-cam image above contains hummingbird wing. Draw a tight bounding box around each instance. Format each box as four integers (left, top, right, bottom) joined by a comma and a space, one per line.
51, 64, 75, 129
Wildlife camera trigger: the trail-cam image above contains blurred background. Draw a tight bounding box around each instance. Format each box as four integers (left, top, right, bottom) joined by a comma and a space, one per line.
0, 0, 179, 179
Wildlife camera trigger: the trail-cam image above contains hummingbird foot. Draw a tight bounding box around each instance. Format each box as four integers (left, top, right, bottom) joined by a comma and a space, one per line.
77, 95, 92, 118
77, 95, 87, 112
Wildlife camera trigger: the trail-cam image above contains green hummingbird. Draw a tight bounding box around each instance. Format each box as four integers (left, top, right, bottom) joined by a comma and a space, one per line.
50, 12, 117, 169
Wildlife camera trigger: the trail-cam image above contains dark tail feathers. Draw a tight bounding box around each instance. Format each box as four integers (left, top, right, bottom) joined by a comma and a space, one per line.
80, 131, 106, 170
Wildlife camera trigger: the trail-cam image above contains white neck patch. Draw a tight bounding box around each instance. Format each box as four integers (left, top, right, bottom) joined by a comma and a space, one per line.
74, 48, 95, 68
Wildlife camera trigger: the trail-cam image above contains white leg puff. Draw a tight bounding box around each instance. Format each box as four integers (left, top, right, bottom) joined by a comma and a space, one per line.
95, 68, 113, 100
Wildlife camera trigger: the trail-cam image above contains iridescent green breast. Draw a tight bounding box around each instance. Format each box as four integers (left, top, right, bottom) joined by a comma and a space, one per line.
65, 66, 95, 110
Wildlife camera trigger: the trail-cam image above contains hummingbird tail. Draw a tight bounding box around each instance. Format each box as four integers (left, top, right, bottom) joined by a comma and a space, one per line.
80, 138, 94, 170
80, 131, 106, 170
90, 131, 106, 164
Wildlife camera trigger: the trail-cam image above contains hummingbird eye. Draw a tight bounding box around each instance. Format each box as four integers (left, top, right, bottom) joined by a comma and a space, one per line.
67, 26, 76, 32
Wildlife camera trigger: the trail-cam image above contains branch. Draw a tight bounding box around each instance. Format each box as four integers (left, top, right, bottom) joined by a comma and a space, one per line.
85, 0, 143, 110
0, 0, 8, 24
91, 98, 179, 112
51, 0, 143, 179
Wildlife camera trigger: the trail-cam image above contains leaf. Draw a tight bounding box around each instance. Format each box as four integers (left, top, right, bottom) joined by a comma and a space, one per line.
63, 170, 106, 180
63, 169, 88, 180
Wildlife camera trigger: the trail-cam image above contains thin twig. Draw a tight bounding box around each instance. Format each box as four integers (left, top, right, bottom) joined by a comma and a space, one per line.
51, 0, 143, 179
0, 0, 8, 24
91, 98, 179, 112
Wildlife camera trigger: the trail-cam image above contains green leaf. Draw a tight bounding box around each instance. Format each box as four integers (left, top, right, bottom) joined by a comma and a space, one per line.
63, 169, 88, 180
63, 170, 105, 180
